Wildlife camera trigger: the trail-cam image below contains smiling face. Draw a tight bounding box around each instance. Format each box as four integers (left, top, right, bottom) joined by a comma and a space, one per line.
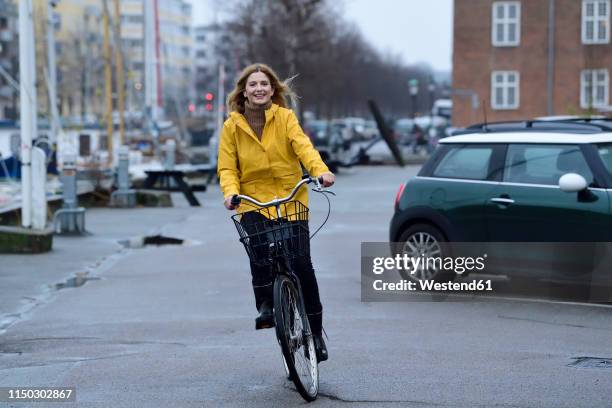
243, 71, 274, 107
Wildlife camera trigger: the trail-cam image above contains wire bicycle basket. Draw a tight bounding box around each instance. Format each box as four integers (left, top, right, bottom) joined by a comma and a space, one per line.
232, 201, 310, 267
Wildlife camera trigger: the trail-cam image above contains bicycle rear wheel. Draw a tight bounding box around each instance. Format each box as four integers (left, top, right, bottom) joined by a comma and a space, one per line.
274, 274, 319, 401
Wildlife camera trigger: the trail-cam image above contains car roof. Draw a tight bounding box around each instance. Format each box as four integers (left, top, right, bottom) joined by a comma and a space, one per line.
534, 115, 606, 121
440, 132, 612, 144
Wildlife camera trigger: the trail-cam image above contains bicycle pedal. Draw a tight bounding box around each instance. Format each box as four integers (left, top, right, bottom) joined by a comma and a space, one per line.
255, 321, 275, 330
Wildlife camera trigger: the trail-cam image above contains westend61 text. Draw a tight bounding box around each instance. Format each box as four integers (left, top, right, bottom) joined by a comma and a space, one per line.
373, 279, 493, 292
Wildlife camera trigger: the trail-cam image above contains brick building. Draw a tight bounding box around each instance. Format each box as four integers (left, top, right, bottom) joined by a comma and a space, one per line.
452, 0, 612, 127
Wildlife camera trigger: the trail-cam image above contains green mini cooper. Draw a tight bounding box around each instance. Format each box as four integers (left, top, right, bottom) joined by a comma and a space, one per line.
390, 120, 612, 285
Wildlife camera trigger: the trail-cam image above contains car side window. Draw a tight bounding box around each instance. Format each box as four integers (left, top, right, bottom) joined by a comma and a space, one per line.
597, 143, 612, 176
503, 144, 594, 186
432, 145, 494, 180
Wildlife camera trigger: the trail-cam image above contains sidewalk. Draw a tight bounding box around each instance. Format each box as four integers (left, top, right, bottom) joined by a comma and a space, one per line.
0, 192, 215, 335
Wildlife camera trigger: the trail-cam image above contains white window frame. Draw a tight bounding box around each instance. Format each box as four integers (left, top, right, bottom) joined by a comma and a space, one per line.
491, 1, 521, 46
491, 71, 520, 110
582, 0, 610, 44
580, 69, 609, 108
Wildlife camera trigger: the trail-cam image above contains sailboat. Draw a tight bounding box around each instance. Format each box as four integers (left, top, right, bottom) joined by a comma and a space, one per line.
0, 120, 57, 179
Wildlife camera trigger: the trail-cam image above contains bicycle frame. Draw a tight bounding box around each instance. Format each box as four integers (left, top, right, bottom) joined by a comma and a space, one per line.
230, 176, 326, 401
232, 177, 323, 335
274, 256, 312, 335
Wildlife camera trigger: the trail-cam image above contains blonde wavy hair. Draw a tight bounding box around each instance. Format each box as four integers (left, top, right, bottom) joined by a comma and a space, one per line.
227, 63, 298, 113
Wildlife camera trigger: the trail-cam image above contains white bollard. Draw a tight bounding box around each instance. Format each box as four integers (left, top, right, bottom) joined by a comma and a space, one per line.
110, 145, 136, 207
31, 147, 47, 230
164, 139, 175, 170
53, 152, 86, 234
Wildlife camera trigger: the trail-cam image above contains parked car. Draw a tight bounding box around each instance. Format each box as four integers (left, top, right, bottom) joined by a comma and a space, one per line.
303, 119, 336, 171
393, 118, 414, 145
304, 119, 358, 172
362, 120, 380, 139
330, 117, 367, 141
390, 119, 612, 285
432, 98, 452, 120
304, 119, 330, 148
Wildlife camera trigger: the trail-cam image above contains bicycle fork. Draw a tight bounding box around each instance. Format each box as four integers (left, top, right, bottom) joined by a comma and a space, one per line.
275, 261, 313, 346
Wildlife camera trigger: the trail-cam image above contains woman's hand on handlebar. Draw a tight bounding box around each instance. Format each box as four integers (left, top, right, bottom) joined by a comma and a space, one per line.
224, 195, 240, 210
319, 172, 335, 188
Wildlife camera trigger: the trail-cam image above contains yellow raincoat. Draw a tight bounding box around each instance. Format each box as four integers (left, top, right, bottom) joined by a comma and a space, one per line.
217, 103, 330, 218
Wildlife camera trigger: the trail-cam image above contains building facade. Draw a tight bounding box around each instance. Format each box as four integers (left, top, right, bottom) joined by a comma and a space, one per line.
120, 0, 193, 117
50, 0, 105, 120
192, 23, 240, 118
453, 0, 612, 127
193, 24, 222, 116
193, 25, 215, 96
16, 0, 194, 122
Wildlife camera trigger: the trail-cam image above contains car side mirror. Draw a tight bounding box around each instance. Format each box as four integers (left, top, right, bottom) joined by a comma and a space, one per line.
559, 173, 588, 193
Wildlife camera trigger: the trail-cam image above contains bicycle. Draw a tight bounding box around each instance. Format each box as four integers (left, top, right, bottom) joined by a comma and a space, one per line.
230, 176, 334, 402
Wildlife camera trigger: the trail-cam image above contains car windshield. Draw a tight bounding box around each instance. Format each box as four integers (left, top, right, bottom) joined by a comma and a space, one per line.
597, 143, 612, 176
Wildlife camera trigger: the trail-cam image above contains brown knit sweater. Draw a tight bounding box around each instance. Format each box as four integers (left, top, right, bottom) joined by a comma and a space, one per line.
243, 101, 271, 140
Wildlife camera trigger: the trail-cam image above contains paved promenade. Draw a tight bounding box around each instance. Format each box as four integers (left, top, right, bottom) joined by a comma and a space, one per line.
0, 166, 610, 407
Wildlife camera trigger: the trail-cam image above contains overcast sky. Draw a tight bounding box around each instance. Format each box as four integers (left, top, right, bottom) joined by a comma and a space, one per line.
188, 0, 453, 72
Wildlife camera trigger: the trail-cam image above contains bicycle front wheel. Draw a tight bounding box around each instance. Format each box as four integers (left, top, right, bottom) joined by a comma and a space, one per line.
274, 274, 319, 401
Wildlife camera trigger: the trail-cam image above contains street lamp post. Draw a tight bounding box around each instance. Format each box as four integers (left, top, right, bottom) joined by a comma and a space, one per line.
47, 0, 59, 145
408, 78, 419, 118
428, 82, 436, 115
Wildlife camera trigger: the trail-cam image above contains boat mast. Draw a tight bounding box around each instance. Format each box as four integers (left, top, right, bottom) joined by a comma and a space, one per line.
46, 0, 59, 145
102, 0, 113, 165
18, 0, 36, 228
113, 0, 125, 147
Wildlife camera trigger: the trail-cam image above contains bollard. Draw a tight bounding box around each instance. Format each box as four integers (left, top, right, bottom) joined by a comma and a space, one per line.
110, 145, 136, 207
164, 139, 175, 170
31, 146, 48, 229
62, 153, 77, 210
53, 152, 86, 234
117, 146, 130, 191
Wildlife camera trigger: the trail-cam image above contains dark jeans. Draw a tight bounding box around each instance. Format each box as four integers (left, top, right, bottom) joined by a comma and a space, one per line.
240, 211, 323, 333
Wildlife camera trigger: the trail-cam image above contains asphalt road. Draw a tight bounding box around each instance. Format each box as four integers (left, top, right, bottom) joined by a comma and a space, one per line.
0, 166, 611, 407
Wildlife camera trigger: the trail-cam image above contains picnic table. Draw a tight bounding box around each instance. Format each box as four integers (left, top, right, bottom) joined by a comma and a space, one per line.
143, 170, 207, 206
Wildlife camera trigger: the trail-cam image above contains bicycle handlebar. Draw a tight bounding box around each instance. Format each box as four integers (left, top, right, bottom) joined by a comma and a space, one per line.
230, 176, 324, 208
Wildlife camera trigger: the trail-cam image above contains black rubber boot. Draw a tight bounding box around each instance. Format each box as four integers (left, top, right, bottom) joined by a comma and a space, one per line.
253, 282, 273, 310
308, 312, 328, 362
255, 300, 274, 330
313, 335, 328, 362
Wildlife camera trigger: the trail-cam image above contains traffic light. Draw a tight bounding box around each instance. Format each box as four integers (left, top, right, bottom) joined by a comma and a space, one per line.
205, 103, 213, 111
205, 92, 214, 101
188, 103, 195, 113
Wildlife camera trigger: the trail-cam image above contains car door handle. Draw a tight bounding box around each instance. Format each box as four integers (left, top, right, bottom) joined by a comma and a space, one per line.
490, 197, 515, 205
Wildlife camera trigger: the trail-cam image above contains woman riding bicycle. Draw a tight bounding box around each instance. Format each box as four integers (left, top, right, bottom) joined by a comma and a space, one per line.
217, 63, 335, 362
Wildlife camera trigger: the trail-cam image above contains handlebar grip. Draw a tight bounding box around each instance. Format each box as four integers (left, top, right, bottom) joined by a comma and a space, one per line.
303, 175, 324, 184
230, 195, 241, 206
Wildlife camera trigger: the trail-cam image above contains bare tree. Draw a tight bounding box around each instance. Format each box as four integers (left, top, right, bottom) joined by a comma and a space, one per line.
218, 0, 440, 119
